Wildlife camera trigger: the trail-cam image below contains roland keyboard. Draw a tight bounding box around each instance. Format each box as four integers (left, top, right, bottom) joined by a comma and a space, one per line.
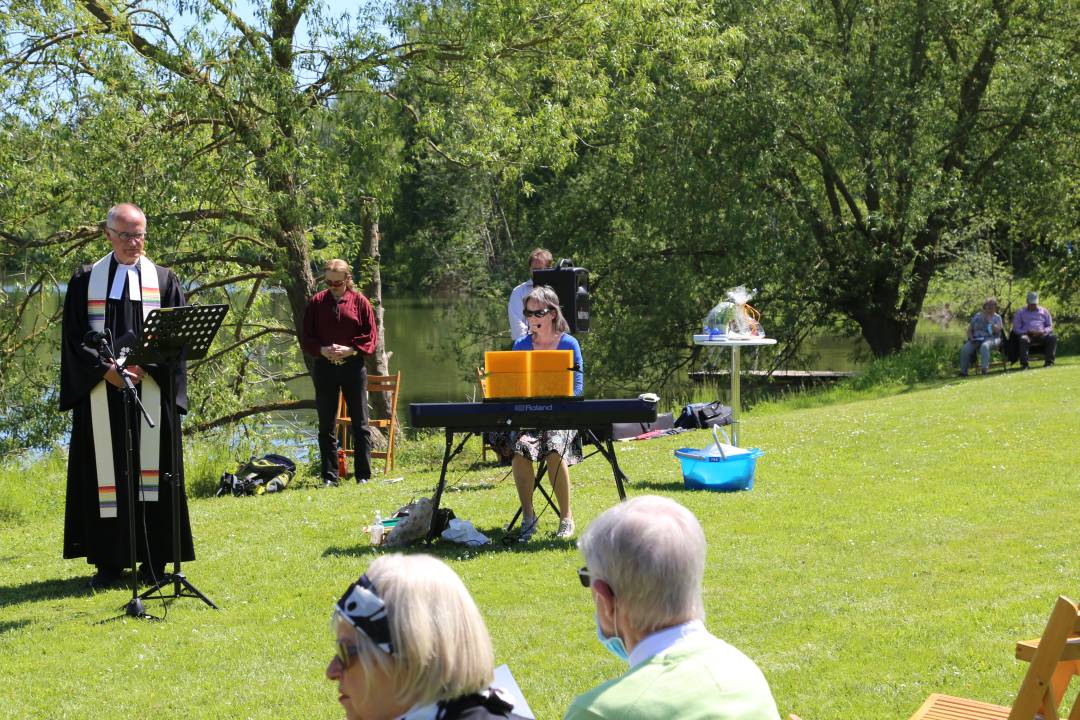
409, 397, 658, 432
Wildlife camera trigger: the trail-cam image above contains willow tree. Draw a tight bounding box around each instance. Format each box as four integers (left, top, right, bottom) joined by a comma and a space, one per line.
0, 0, 715, 448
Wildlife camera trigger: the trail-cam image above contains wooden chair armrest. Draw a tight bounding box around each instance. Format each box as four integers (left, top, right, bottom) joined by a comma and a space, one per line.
1016, 636, 1080, 662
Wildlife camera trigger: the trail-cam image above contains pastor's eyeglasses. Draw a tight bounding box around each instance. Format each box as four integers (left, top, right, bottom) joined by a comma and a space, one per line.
107, 227, 146, 242
577, 566, 591, 588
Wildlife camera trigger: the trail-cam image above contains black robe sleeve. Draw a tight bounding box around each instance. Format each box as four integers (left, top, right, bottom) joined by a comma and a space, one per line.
59, 266, 108, 412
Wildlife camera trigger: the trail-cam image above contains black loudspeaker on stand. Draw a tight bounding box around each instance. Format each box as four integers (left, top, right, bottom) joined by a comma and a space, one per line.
124, 303, 228, 616
533, 263, 590, 334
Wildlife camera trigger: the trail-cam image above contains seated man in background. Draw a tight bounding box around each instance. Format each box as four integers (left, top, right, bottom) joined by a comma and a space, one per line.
959, 297, 1003, 376
1012, 291, 1057, 369
566, 496, 781, 720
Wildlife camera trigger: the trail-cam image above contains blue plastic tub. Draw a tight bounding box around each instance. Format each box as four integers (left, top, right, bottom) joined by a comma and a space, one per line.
674, 446, 764, 492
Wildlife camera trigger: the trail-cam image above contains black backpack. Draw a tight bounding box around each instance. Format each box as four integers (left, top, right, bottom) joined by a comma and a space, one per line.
674, 401, 733, 429
216, 453, 297, 497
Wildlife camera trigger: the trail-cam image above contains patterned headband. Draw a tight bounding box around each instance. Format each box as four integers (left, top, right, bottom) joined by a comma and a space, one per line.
335, 573, 394, 655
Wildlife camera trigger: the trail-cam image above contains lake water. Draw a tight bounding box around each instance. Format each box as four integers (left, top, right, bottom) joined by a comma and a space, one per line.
13, 290, 965, 434
336, 297, 966, 413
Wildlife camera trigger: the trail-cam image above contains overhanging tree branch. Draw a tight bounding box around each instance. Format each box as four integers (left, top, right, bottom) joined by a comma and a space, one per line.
188, 326, 295, 370
183, 398, 315, 434
186, 271, 273, 298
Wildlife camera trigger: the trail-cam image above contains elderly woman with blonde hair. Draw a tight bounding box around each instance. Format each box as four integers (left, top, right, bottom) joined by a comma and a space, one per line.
327, 554, 529, 720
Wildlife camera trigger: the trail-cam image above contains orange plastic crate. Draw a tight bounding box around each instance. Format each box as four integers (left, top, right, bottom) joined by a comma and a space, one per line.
485, 372, 531, 398
529, 371, 574, 397
482, 349, 575, 398
484, 351, 528, 373
529, 350, 574, 372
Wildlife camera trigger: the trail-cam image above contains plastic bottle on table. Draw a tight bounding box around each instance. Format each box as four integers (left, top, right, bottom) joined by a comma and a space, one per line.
370, 510, 383, 546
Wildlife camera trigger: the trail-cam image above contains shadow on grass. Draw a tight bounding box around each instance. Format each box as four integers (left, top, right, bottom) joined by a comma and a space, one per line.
443, 482, 499, 494
0, 619, 30, 635
0, 575, 92, 607
629, 479, 687, 492
321, 528, 577, 560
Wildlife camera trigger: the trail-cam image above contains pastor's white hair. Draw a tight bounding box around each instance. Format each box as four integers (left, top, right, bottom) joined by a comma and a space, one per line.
106, 203, 145, 225
579, 496, 706, 634
332, 553, 494, 708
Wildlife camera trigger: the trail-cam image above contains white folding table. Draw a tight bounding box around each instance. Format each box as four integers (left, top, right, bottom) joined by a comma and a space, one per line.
692, 336, 777, 446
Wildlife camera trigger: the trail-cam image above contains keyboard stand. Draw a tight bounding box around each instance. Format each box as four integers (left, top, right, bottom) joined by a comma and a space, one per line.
426, 427, 631, 542
503, 455, 562, 534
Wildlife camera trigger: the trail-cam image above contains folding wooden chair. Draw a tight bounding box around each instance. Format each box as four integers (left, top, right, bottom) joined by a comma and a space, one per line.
336, 371, 400, 474
476, 367, 498, 462
909, 595, 1080, 720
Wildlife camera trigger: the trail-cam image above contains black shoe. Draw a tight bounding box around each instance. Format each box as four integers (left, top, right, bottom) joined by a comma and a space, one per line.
88, 566, 123, 590
959, 371, 968, 377
1045, 361, 1054, 367
137, 564, 166, 586
1020, 364, 1030, 370
321, 478, 340, 488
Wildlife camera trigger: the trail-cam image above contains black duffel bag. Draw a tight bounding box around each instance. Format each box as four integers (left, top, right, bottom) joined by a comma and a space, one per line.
674, 401, 733, 429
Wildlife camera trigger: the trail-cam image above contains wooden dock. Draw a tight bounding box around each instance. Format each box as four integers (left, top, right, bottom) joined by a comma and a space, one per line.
689, 369, 858, 381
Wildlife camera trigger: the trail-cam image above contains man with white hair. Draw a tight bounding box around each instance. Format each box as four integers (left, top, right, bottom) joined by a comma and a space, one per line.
565, 496, 780, 720
60, 203, 194, 589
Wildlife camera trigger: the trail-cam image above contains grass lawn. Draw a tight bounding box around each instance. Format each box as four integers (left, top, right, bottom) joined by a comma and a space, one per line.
1, 361, 1078, 719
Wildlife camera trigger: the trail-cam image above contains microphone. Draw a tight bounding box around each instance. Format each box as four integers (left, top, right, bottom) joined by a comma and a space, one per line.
85, 329, 111, 345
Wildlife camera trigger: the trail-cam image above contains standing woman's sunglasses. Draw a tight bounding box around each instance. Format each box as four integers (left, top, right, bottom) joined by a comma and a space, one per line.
524, 307, 555, 318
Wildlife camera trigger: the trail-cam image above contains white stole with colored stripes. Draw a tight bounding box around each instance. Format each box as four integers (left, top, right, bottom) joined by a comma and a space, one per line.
87, 253, 163, 518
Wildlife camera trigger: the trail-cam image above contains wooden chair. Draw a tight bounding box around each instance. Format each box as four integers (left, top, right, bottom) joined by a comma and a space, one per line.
335, 371, 400, 474
1015, 614, 1080, 717
476, 367, 498, 462
909, 595, 1080, 720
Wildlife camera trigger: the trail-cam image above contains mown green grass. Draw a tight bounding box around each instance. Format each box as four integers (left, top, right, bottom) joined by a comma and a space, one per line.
2, 360, 1078, 719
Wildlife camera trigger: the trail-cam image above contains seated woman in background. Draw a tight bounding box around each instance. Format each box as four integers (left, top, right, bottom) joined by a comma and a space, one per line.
328, 554, 528, 720
959, 297, 1003, 376
507, 284, 584, 541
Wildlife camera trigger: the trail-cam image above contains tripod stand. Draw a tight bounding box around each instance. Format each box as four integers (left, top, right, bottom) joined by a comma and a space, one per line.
126, 304, 228, 612
90, 329, 159, 618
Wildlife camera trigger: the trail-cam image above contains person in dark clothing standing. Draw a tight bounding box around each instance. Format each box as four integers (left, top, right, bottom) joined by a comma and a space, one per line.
301, 259, 378, 486
59, 203, 194, 590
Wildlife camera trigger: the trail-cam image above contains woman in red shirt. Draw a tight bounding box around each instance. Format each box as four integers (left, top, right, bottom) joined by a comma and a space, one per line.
301, 259, 378, 486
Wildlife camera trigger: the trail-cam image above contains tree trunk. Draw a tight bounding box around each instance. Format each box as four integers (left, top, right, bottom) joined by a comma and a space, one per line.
281, 226, 318, 373
362, 206, 396, 441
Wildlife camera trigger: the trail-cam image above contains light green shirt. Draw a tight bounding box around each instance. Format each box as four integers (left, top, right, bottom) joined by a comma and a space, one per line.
564, 633, 781, 720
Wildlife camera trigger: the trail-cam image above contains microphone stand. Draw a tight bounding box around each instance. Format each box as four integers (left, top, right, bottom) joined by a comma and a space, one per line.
94, 333, 158, 619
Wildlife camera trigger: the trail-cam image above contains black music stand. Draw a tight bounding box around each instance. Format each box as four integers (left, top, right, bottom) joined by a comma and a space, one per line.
126, 304, 227, 611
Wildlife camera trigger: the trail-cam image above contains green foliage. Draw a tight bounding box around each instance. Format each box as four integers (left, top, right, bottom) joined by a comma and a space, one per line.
425, 0, 1080, 370
2, 0, 1077, 451
4, 0, 705, 448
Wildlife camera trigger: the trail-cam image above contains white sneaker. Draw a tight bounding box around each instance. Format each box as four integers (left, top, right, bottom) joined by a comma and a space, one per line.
518, 515, 538, 542
556, 517, 575, 539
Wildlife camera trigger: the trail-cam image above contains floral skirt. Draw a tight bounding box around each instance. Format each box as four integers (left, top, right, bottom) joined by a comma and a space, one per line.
487, 429, 582, 466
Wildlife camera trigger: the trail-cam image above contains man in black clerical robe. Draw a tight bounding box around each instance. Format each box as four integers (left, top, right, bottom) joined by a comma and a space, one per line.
59, 203, 194, 590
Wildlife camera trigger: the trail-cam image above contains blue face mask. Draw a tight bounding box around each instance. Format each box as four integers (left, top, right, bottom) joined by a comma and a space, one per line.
594, 613, 629, 662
